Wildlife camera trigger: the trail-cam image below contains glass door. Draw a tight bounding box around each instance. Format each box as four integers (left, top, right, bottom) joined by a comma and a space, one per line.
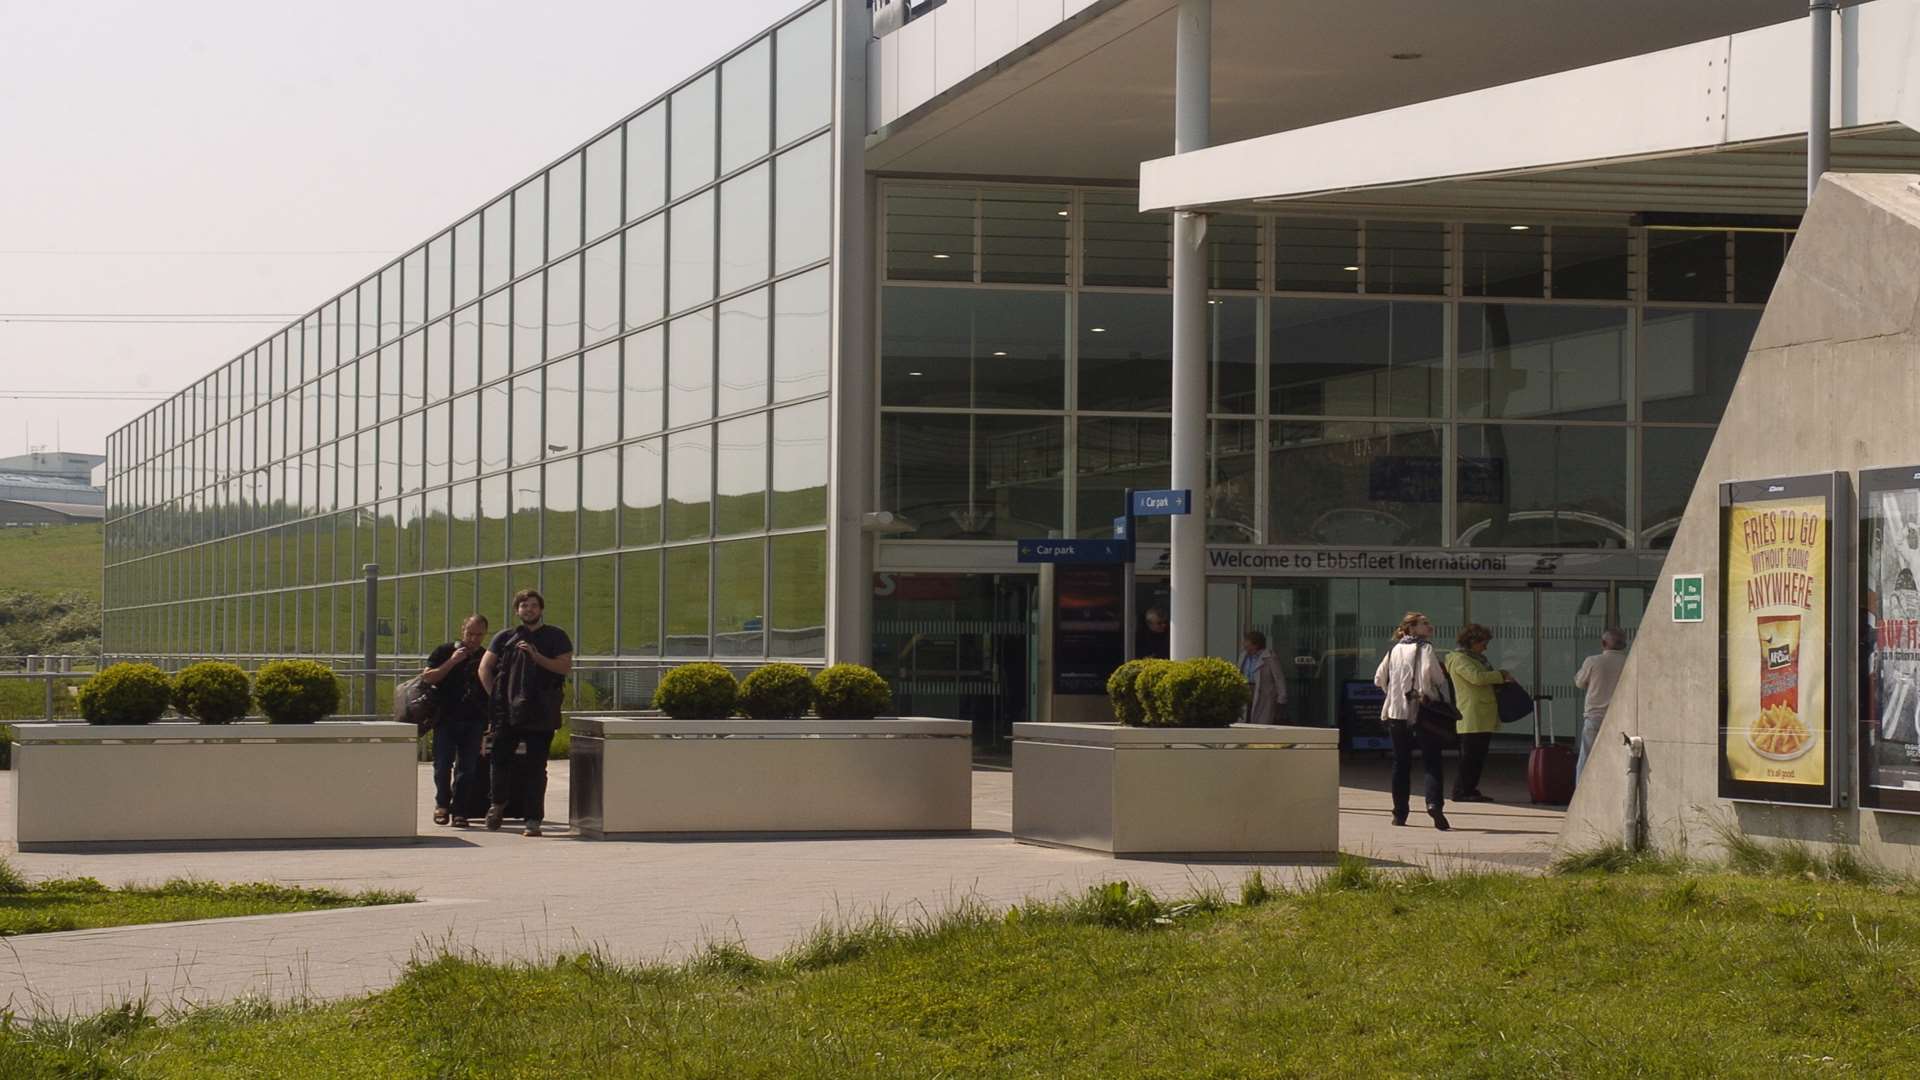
872, 572, 1037, 754
1468, 583, 1607, 741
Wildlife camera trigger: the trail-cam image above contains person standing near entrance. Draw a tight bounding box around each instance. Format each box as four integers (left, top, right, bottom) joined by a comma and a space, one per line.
1573, 628, 1629, 780
1373, 611, 1452, 830
421, 614, 490, 827
1445, 623, 1510, 803
1239, 630, 1289, 725
478, 588, 573, 837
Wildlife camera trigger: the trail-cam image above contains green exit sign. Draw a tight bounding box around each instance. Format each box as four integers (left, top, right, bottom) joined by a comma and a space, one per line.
1672, 574, 1704, 623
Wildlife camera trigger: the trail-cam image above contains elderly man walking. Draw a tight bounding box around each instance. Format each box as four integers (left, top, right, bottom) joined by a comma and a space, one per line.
1573, 628, 1629, 781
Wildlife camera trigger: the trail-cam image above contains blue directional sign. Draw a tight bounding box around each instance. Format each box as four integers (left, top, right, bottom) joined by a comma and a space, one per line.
1130, 488, 1191, 516
1016, 538, 1132, 564
1111, 515, 1129, 541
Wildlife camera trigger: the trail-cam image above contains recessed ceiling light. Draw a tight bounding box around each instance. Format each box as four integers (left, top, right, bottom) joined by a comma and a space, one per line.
992, 350, 1008, 357
1343, 265, 1360, 272
1056, 210, 1070, 217
1207, 298, 1223, 305
1391, 52, 1423, 60
1508, 224, 1531, 231
1090, 327, 1107, 333
908, 370, 924, 376
931, 253, 952, 259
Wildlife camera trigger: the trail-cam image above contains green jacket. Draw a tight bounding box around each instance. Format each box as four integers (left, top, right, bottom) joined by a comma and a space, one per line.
1445, 649, 1508, 735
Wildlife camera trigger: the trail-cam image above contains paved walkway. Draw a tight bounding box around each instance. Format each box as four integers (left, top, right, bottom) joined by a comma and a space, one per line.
0, 756, 1561, 1018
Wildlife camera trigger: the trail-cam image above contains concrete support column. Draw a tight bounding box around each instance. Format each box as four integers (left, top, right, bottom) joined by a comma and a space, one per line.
1809, 0, 1835, 202
1168, 0, 1211, 659
827, 0, 874, 665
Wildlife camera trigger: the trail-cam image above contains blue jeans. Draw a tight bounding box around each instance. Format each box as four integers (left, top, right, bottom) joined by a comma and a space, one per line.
1575, 709, 1606, 781
432, 717, 484, 813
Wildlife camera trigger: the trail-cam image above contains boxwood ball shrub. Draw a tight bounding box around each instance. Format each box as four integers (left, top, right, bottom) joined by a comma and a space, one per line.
1129, 659, 1180, 726
76, 662, 173, 725
1150, 656, 1252, 729
653, 663, 739, 720
738, 663, 814, 720
170, 661, 252, 724
1105, 659, 1152, 725
253, 660, 343, 725
811, 664, 893, 720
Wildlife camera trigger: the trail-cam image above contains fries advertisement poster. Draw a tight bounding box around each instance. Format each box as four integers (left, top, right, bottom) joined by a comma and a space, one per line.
1720, 475, 1841, 806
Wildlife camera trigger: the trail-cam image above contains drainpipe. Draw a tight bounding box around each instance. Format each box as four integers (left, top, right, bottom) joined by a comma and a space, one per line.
1622, 733, 1647, 852
1168, 0, 1211, 659
1808, 0, 1836, 203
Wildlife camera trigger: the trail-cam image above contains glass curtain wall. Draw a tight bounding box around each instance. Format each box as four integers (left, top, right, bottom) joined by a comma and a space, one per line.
101, 2, 837, 708
879, 185, 1782, 553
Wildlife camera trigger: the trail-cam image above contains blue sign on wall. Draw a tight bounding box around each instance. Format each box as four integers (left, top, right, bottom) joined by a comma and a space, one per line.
1130, 489, 1191, 516
1016, 539, 1132, 564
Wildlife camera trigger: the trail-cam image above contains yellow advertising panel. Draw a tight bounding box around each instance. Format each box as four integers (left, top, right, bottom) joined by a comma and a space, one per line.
1722, 494, 1828, 791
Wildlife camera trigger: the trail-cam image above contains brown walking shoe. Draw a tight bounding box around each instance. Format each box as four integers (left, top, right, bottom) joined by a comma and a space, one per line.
432, 808, 450, 826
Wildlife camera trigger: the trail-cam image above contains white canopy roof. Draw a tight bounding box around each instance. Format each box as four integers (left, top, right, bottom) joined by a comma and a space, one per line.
1138, 0, 1920, 217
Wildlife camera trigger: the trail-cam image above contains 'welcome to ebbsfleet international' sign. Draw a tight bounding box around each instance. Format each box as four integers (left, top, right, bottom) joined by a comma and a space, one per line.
1191, 546, 1662, 581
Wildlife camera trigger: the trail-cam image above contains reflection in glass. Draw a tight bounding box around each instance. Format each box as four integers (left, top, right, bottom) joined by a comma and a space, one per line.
1455, 424, 1628, 548
548, 153, 583, 257
1274, 218, 1360, 293
1458, 304, 1627, 421
718, 290, 769, 415
482, 198, 511, 292
422, 488, 448, 571
623, 327, 665, 438
579, 555, 615, 655
513, 176, 544, 278
581, 448, 617, 552
882, 287, 1063, 410
449, 481, 477, 568
1552, 226, 1630, 299
769, 531, 826, 657
772, 400, 828, 529
1641, 427, 1714, 548
1209, 296, 1258, 414
583, 129, 622, 241
1648, 228, 1726, 302
1081, 189, 1163, 288
545, 457, 578, 557
581, 342, 619, 448
453, 215, 481, 308
619, 549, 660, 655
479, 382, 509, 473
478, 474, 507, 564
624, 216, 665, 330
452, 303, 480, 394
1639, 308, 1760, 423
625, 105, 666, 222
1271, 299, 1443, 418
670, 72, 717, 199
1076, 417, 1170, 541
424, 403, 449, 488
669, 308, 714, 427
541, 559, 576, 653
886, 187, 973, 282
774, 136, 831, 276
880, 413, 1064, 540
481, 292, 510, 385
622, 439, 663, 546
716, 414, 766, 535
510, 373, 542, 467
510, 466, 541, 561
1209, 215, 1261, 291
582, 238, 619, 348
666, 425, 712, 541
545, 357, 579, 457
402, 248, 425, 334
545, 253, 581, 360
1078, 292, 1170, 411
452, 391, 477, 480
714, 539, 765, 657
772, 267, 829, 402
1209, 420, 1259, 542
721, 37, 771, 173
1366, 221, 1447, 296
774, 2, 832, 147
1269, 422, 1443, 546
670, 191, 716, 313
512, 276, 543, 371
426, 233, 452, 321
720, 164, 771, 294
664, 545, 710, 656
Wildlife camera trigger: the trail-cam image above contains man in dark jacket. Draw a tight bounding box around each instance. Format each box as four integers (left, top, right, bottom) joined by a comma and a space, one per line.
421, 614, 490, 827
478, 588, 573, 837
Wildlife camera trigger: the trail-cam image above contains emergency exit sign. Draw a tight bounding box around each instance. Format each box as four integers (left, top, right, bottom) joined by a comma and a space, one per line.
1672, 574, 1704, 623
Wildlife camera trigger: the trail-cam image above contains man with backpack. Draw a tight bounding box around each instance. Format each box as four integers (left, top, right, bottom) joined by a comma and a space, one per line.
419, 614, 490, 828
478, 588, 573, 837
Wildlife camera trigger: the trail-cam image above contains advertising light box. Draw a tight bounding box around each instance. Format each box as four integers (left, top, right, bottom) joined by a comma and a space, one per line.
1718, 473, 1850, 807
1859, 466, 1920, 814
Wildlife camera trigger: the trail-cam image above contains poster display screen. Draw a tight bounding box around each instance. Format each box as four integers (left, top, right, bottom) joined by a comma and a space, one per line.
1053, 563, 1126, 695
1860, 466, 1920, 813
1719, 474, 1844, 806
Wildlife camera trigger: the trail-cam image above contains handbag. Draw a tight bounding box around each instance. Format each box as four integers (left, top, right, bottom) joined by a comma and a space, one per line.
395, 676, 439, 733
1496, 680, 1536, 726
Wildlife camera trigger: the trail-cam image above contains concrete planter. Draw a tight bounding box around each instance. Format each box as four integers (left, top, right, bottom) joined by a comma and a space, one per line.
12, 721, 419, 850
1012, 722, 1339, 856
569, 717, 972, 838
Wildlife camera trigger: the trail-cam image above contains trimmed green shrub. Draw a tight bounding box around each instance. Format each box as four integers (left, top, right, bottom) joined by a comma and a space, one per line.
1129, 659, 1179, 726
1105, 659, 1152, 725
738, 663, 814, 720
653, 663, 739, 720
253, 660, 342, 725
170, 661, 252, 724
811, 664, 894, 720
1149, 656, 1252, 728
75, 662, 172, 725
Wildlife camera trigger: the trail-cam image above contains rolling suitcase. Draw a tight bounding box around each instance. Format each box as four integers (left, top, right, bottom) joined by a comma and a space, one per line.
1527, 695, 1576, 805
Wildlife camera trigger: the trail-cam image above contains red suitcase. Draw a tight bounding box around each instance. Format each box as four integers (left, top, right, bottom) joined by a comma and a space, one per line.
1527, 695, 1576, 805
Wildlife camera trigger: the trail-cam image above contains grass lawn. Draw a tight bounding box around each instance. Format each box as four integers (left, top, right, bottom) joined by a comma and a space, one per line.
0, 523, 101, 599
3, 851, 1917, 1077
0, 861, 411, 938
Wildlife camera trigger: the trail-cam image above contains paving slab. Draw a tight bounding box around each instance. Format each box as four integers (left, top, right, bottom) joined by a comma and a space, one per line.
0, 754, 1561, 1018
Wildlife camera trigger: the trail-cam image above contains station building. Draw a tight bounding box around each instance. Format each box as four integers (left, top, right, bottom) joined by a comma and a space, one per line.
102, 0, 1917, 762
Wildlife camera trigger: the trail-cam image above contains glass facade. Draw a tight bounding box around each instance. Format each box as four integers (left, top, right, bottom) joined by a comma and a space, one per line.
879, 187, 1786, 553
101, 2, 836, 708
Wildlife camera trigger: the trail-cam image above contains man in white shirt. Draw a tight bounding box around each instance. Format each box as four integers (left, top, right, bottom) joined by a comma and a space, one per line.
1573, 628, 1629, 781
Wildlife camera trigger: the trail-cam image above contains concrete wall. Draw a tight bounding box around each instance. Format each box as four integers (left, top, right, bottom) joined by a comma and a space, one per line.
1563, 173, 1920, 868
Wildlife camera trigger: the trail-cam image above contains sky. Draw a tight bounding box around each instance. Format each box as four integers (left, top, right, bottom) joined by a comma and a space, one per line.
0, 0, 809, 460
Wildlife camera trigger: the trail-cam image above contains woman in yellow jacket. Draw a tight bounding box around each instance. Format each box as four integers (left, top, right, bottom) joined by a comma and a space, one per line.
1445, 623, 1510, 803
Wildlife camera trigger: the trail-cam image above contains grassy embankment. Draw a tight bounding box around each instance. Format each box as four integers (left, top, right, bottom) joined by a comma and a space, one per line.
1, 842, 1916, 1077
0, 857, 411, 938
0, 523, 103, 722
